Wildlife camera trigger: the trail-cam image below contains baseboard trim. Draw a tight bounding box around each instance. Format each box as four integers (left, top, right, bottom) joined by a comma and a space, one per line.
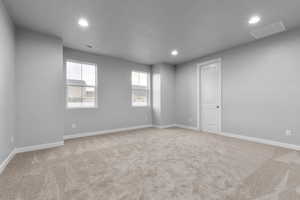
214, 132, 300, 151
153, 124, 177, 129
175, 124, 200, 131
3, 125, 297, 175
174, 125, 300, 151
16, 141, 64, 153
0, 148, 17, 175
64, 124, 153, 140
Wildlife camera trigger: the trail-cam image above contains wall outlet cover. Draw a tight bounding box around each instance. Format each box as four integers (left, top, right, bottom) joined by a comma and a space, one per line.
72, 123, 77, 129
10, 136, 14, 143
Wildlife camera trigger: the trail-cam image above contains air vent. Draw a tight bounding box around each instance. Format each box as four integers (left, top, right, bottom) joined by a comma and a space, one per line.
250, 21, 286, 39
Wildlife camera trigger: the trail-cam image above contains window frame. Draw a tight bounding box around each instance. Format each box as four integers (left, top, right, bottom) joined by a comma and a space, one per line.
131, 70, 151, 107
65, 59, 98, 109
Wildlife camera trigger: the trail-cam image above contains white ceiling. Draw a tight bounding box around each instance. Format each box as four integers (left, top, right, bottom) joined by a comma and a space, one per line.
4, 0, 300, 65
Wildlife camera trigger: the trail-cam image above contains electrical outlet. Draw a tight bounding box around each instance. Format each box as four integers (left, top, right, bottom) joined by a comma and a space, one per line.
10, 136, 14, 144
285, 129, 292, 136
72, 123, 77, 129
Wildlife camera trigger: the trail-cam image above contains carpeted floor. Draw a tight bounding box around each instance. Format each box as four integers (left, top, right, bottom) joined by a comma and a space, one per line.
1, 127, 300, 200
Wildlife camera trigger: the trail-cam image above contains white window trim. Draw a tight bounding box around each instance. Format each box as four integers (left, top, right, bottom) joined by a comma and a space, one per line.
65, 59, 98, 109
131, 70, 151, 107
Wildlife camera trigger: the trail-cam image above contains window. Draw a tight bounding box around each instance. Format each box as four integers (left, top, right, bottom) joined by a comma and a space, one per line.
66, 60, 97, 108
131, 71, 150, 107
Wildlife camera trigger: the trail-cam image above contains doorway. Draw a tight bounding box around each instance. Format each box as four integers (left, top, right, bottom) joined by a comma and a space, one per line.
197, 59, 222, 133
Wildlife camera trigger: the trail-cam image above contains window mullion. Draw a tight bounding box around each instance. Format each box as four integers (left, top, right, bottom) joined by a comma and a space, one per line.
66, 60, 97, 108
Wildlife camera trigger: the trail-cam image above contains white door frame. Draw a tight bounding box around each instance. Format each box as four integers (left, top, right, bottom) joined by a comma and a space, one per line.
197, 58, 222, 132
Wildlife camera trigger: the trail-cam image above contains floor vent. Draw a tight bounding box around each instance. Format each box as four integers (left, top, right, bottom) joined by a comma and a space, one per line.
250, 21, 286, 39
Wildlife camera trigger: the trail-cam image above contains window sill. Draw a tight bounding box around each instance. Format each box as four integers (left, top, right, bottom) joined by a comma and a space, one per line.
132, 105, 150, 108
66, 106, 98, 110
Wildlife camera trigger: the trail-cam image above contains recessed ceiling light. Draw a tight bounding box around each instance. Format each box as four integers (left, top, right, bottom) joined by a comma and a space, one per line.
248, 15, 261, 25
171, 49, 178, 56
78, 18, 89, 27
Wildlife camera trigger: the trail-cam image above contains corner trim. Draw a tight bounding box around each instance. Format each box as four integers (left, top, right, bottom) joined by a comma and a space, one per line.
0, 148, 17, 175
63, 124, 153, 140
16, 141, 64, 153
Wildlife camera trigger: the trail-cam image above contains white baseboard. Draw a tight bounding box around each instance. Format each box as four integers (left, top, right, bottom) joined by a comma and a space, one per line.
16, 141, 64, 153
0, 141, 64, 174
174, 125, 300, 151
153, 124, 177, 129
215, 132, 300, 151
64, 124, 153, 140
2, 125, 298, 175
175, 124, 200, 131
0, 148, 17, 175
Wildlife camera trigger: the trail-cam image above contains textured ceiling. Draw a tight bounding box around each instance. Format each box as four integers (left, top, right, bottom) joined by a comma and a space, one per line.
4, 0, 300, 65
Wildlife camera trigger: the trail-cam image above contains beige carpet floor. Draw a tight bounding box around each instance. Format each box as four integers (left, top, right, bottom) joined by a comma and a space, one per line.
1, 128, 300, 200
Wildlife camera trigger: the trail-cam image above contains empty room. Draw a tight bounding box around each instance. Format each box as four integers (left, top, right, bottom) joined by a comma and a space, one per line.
1, 0, 300, 199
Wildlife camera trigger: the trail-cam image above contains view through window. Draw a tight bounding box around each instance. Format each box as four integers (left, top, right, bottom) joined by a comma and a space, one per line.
131, 71, 150, 106
66, 60, 97, 108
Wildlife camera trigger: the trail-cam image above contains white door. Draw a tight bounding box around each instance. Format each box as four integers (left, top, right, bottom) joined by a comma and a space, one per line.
200, 60, 221, 133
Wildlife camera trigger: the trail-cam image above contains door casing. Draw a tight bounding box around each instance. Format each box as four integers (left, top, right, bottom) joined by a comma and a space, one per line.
197, 58, 222, 133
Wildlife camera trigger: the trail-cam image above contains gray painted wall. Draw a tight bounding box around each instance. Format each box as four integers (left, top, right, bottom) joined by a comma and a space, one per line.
175, 64, 198, 127
152, 65, 161, 126
64, 48, 152, 135
176, 28, 300, 145
15, 28, 64, 147
160, 64, 176, 125
152, 64, 176, 126
0, 0, 15, 163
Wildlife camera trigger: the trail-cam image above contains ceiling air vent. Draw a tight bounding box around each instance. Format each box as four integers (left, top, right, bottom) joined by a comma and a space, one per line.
250, 21, 286, 39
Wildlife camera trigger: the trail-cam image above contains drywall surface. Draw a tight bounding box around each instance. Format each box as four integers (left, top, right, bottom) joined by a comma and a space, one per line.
176, 28, 300, 145
175, 63, 198, 128
15, 28, 64, 147
160, 64, 176, 125
152, 64, 176, 126
152, 65, 162, 126
64, 48, 152, 135
0, 0, 15, 164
